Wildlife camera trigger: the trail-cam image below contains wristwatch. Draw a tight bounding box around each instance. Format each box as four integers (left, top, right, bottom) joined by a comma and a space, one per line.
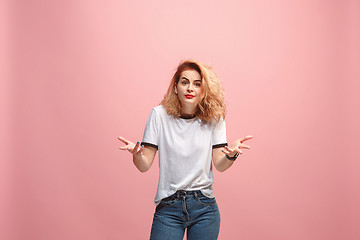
225, 152, 239, 161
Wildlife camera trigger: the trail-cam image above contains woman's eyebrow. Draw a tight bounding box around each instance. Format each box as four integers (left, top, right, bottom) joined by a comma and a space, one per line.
181, 77, 201, 82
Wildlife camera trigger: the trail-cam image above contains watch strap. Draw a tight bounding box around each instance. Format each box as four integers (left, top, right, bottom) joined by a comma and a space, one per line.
225, 152, 239, 161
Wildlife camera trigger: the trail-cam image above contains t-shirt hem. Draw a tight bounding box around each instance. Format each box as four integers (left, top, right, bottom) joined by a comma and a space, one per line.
212, 143, 228, 149
141, 142, 158, 150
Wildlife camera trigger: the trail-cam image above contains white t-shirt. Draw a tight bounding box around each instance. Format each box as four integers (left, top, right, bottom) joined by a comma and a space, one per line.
141, 105, 227, 205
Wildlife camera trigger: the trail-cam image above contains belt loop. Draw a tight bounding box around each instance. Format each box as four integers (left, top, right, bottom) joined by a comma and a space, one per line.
180, 191, 186, 198
194, 191, 198, 200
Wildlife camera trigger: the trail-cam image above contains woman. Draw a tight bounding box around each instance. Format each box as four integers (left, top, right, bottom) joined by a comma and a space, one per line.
118, 60, 253, 239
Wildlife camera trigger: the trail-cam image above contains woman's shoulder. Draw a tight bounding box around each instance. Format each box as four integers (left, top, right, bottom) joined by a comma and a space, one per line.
152, 105, 166, 114
153, 105, 164, 111
149, 105, 168, 118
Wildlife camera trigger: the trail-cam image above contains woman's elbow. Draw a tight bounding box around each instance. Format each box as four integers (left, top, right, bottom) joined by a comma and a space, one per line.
215, 166, 227, 172
138, 168, 149, 173
213, 161, 226, 172
133, 161, 151, 173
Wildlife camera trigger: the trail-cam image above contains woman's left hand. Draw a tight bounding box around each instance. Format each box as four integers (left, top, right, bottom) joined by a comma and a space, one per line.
222, 135, 253, 157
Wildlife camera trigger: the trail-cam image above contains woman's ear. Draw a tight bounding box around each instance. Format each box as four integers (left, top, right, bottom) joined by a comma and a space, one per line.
174, 86, 177, 94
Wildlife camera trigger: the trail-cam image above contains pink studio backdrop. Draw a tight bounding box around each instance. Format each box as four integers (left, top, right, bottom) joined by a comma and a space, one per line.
1, 0, 360, 239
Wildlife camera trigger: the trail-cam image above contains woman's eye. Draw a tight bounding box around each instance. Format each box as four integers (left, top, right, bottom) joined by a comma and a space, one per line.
195, 83, 201, 87
181, 81, 188, 85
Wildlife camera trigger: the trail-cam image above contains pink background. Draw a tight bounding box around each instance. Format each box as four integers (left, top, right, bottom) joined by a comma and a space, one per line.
1, 0, 360, 239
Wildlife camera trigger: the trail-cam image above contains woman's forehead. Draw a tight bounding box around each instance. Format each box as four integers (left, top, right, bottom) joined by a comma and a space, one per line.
180, 68, 201, 79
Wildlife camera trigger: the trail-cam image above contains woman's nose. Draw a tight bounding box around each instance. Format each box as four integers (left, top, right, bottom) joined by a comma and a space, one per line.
187, 83, 194, 92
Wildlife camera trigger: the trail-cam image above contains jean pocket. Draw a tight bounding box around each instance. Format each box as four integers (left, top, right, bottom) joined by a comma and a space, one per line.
156, 197, 179, 212
161, 197, 178, 206
196, 194, 216, 206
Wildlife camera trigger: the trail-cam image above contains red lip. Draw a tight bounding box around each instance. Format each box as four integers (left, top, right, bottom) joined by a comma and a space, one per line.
185, 95, 194, 99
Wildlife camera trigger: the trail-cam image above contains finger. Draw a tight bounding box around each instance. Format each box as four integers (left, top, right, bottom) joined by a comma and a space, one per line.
119, 146, 129, 150
231, 146, 242, 154
138, 145, 144, 154
240, 135, 254, 143
221, 149, 231, 155
118, 136, 128, 144
223, 148, 242, 156
134, 141, 141, 153
223, 146, 235, 155
238, 144, 251, 149
136, 144, 144, 154
224, 146, 235, 152
221, 150, 231, 155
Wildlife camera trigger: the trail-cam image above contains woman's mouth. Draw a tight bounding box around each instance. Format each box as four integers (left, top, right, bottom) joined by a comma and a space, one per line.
185, 95, 194, 99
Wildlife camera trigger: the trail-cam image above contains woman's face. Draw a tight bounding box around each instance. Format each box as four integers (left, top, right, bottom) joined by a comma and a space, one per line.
175, 69, 203, 111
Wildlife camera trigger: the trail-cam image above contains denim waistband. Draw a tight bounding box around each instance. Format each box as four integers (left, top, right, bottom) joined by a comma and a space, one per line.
163, 190, 202, 201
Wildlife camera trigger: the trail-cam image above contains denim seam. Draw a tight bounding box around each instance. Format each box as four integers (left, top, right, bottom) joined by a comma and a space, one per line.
196, 197, 216, 206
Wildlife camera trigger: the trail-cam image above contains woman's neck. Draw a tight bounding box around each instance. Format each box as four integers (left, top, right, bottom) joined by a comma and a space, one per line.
180, 105, 196, 117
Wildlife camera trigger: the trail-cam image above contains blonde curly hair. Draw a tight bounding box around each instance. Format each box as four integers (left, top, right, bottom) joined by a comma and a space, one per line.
160, 60, 226, 123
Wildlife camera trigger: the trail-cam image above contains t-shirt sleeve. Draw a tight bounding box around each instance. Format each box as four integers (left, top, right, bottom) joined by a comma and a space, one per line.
141, 109, 159, 150
211, 118, 228, 149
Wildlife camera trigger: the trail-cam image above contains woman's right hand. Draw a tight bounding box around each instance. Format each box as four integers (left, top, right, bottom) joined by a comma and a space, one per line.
118, 136, 143, 155
118, 136, 157, 172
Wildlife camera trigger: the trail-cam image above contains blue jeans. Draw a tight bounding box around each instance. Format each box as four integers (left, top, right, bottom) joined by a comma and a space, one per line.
150, 190, 220, 240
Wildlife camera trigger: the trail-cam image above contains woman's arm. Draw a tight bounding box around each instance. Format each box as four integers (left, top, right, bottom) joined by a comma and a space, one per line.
118, 137, 157, 173
212, 136, 253, 172
212, 147, 234, 172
